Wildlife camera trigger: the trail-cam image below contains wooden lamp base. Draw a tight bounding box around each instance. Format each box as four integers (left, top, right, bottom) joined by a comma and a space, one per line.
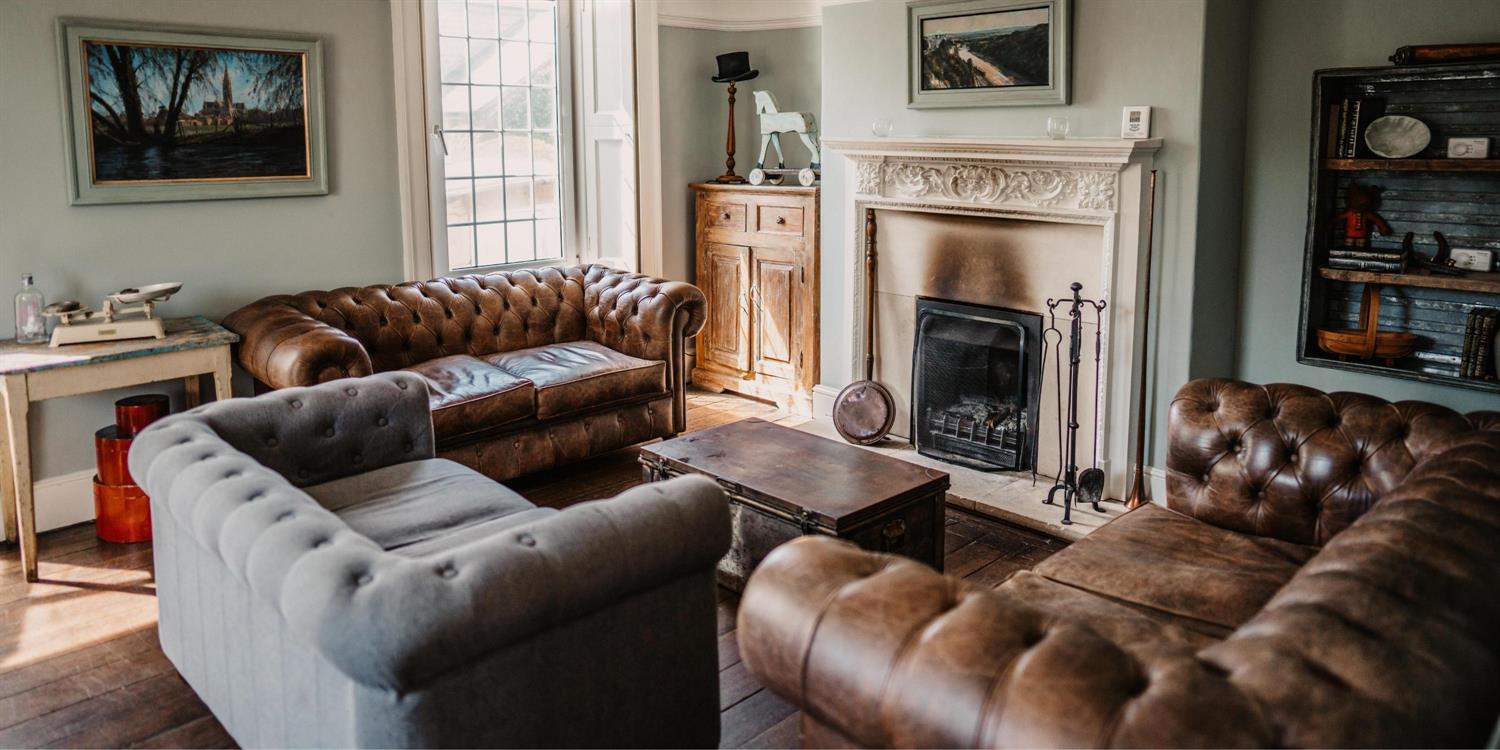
715, 81, 746, 184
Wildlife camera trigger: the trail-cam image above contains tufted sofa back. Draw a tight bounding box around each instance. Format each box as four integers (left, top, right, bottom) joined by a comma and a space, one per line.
224, 265, 692, 375
1167, 378, 1500, 546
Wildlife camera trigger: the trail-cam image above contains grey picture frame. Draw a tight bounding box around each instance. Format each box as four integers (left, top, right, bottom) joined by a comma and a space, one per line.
56, 18, 328, 205
908, 0, 1070, 109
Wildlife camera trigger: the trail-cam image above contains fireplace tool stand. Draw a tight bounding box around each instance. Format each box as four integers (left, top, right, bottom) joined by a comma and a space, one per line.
1042, 282, 1106, 525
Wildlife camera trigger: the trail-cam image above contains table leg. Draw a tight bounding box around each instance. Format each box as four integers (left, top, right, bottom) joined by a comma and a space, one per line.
211, 347, 233, 402
0, 407, 13, 544
183, 374, 202, 408
2, 375, 36, 581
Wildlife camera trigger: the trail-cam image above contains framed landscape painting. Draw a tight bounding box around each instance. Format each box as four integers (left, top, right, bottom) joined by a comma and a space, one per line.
57, 19, 327, 205
908, 0, 1070, 108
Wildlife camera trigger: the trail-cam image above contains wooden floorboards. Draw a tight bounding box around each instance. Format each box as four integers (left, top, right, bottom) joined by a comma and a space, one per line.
0, 390, 1064, 749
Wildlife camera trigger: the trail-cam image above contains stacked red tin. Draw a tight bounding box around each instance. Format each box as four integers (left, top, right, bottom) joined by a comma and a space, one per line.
93, 394, 169, 543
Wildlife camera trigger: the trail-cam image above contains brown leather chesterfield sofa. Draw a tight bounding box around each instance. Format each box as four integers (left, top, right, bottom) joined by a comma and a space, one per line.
737, 379, 1500, 748
223, 265, 705, 484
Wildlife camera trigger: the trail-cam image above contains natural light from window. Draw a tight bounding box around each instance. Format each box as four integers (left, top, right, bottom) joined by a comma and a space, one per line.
437, 0, 563, 271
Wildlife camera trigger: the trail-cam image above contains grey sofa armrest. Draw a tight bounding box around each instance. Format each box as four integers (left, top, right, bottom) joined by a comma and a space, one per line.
133, 371, 434, 489
278, 475, 730, 690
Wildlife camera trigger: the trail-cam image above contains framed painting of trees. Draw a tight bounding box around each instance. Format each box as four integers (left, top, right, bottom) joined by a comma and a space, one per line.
57, 20, 327, 204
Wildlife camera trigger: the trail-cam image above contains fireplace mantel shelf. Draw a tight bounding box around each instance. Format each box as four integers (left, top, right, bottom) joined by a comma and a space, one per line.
823, 136, 1163, 165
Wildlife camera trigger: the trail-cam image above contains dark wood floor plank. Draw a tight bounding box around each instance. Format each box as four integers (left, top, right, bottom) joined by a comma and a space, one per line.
131, 715, 234, 749
719, 688, 797, 749
717, 629, 742, 670
741, 711, 802, 749
718, 661, 763, 712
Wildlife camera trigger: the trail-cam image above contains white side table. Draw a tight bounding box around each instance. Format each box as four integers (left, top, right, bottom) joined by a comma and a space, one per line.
0, 316, 238, 581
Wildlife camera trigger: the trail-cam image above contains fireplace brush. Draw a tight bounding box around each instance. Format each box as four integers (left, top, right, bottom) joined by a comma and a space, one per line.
1042, 282, 1106, 526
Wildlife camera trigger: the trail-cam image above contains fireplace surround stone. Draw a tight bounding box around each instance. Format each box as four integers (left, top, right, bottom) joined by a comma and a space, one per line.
819, 136, 1162, 506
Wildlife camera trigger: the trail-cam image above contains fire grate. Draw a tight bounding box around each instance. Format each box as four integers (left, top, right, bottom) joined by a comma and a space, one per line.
912, 297, 1041, 471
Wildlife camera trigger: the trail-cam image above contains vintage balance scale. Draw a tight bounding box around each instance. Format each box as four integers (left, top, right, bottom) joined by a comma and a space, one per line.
42, 282, 183, 347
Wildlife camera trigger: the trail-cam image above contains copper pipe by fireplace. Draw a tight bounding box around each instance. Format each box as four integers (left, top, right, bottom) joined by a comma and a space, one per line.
1126, 170, 1158, 510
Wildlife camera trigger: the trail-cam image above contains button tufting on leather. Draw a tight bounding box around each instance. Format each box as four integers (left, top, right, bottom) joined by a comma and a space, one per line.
397, 381, 409, 390
324, 427, 335, 437
438, 565, 458, 579
355, 573, 373, 586
377, 417, 389, 427
345, 387, 358, 396
276, 511, 296, 522
290, 399, 303, 409
518, 532, 537, 547
314, 538, 332, 548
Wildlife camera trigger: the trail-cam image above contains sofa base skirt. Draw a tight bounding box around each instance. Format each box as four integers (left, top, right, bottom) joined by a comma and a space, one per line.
438, 396, 674, 486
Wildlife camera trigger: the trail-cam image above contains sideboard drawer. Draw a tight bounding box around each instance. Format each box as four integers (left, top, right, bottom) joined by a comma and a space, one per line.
704, 201, 747, 232
757, 205, 804, 236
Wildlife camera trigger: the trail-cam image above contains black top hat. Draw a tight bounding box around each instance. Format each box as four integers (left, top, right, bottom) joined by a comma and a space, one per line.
712, 51, 759, 83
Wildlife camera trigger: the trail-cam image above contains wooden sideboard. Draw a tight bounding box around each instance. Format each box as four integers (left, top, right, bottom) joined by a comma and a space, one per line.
691, 183, 819, 413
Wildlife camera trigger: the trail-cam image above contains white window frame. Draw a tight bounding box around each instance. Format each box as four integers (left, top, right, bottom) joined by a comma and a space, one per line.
392, 0, 582, 280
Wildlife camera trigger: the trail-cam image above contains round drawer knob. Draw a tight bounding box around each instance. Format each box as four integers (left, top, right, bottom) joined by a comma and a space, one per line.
720, 212, 731, 220
775, 216, 787, 225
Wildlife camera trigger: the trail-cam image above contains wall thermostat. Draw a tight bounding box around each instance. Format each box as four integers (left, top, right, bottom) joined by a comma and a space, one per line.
1121, 106, 1152, 139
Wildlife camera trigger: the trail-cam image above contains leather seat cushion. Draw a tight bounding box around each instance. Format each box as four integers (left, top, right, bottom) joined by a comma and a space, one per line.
403, 354, 535, 439
997, 571, 1230, 651
487, 340, 666, 419
305, 458, 537, 554
1032, 504, 1317, 630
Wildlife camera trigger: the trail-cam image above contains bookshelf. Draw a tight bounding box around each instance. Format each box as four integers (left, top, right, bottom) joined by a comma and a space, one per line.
1297, 62, 1500, 393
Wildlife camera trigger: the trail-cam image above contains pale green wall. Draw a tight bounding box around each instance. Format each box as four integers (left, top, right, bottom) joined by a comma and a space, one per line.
0, 0, 404, 481
1237, 0, 1500, 411
819, 0, 1249, 463
658, 25, 822, 282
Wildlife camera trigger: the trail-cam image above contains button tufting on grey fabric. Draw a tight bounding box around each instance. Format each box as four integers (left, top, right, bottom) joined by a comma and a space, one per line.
127, 371, 732, 748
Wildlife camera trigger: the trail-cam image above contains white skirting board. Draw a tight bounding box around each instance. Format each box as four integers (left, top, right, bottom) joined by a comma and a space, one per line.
32, 469, 97, 533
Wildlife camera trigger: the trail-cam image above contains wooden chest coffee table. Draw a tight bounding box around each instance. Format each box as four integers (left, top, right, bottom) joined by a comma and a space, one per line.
639, 418, 950, 590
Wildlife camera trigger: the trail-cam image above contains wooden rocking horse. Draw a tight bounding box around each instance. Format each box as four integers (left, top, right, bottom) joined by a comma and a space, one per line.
748, 91, 821, 187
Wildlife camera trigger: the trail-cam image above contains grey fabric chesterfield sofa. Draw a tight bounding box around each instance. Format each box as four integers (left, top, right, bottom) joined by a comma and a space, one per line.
129, 372, 731, 748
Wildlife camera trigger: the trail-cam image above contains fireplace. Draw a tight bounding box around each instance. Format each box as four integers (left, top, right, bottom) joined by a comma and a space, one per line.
912, 297, 1041, 471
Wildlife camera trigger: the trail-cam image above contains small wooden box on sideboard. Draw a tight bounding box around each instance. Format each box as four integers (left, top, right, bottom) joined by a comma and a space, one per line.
691, 183, 819, 413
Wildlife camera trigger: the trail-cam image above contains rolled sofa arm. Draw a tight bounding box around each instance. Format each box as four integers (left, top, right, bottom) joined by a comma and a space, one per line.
224, 296, 374, 389
737, 537, 1272, 748
580, 264, 706, 362
131, 372, 434, 490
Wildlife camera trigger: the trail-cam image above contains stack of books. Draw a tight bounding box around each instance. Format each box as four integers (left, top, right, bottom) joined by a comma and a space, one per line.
1328, 96, 1386, 158
1326, 246, 1406, 273
1460, 307, 1499, 379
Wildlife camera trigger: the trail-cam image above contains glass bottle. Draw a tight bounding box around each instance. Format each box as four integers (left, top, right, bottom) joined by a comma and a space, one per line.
14, 274, 46, 344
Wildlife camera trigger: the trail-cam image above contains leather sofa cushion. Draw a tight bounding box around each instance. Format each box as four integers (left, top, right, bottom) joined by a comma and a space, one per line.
305, 458, 536, 554
488, 340, 666, 419
1032, 504, 1316, 630
998, 571, 1230, 651
403, 354, 535, 439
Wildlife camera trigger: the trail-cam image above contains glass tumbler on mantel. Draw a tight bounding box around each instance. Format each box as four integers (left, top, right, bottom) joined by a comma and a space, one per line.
1046, 116, 1071, 140
14, 273, 45, 344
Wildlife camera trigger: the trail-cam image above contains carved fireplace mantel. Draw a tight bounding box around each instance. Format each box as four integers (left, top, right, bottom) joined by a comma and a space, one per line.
824, 136, 1162, 501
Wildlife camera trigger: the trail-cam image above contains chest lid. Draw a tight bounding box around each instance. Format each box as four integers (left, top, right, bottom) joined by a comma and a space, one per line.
641, 418, 949, 532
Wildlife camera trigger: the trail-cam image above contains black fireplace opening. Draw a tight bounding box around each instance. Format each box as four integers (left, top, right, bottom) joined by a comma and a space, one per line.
912, 297, 1042, 472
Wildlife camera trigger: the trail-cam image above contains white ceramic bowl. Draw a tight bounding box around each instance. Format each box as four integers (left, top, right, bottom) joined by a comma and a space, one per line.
1364, 115, 1431, 159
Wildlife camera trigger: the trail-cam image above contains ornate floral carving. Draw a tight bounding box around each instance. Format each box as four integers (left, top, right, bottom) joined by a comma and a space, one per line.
853, 160, 882, 195
1077, 171, 1117, 210
868, 160, 1116, 211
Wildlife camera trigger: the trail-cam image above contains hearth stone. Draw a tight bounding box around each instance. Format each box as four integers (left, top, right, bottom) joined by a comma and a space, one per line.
794, 419, 1117, 542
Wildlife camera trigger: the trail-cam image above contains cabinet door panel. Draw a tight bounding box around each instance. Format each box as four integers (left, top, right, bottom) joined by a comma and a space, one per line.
703, 242, 751, 374
751, 246, 801, 380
